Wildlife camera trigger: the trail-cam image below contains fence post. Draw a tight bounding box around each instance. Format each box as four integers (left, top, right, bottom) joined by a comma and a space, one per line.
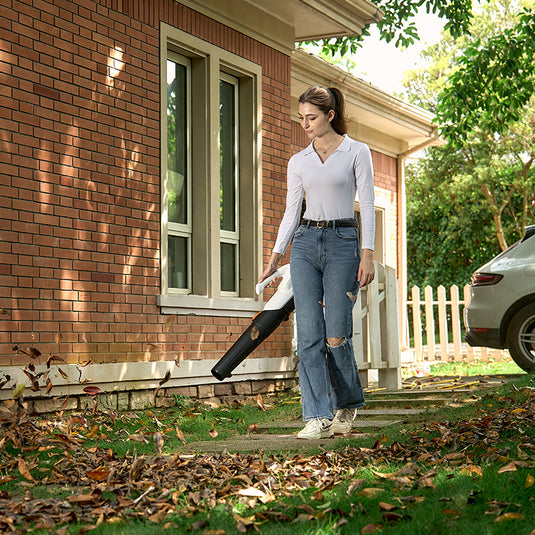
437, 285, 448, 361
424, 285, 435, 360
463, 284, 474, 361
450, 285, 462, 361
411, 286, 423, 362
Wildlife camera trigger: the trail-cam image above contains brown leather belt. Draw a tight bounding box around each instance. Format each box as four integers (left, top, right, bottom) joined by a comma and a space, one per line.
301, 218, 357, 228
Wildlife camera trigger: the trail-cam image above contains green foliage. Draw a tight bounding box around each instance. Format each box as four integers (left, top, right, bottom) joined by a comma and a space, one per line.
437, 7, 535, 144
301, 0, 474, 58
405, 145, 501, 289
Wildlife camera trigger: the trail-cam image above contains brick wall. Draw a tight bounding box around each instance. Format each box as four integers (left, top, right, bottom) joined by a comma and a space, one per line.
0, 0, 293, 368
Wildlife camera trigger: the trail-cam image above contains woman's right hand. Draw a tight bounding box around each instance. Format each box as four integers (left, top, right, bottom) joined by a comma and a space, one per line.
258, 252, 282, 283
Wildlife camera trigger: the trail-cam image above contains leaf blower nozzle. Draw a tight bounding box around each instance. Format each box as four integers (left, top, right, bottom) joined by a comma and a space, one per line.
211, 264, 294, 381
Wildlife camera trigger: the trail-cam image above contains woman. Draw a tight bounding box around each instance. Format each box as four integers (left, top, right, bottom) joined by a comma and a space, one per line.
259, 86, 375, 439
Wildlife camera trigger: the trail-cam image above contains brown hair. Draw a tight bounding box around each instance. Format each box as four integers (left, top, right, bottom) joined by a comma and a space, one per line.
298, 86, 347, 135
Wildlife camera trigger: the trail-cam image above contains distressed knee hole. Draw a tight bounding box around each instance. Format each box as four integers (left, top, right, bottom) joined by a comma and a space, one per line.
327, 337, 345, 347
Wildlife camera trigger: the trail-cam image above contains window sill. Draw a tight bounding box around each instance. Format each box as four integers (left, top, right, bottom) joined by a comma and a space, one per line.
157, 294, 263, 317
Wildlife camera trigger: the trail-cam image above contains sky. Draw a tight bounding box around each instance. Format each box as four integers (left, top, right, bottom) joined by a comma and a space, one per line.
346, 10, 446, 95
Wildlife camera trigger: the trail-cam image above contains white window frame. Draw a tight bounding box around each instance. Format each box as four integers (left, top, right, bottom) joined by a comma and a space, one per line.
165, 52, 192, 294
219, 72, 240, 297
158, 24, 263, 317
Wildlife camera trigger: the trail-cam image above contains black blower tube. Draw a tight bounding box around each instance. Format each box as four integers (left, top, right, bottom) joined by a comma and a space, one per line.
211, 297, 295, 381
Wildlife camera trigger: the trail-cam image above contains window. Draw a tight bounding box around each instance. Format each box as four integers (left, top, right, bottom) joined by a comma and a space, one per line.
166, 55, 191, 291
219, 74, 239, 295
158, 24, 262, 316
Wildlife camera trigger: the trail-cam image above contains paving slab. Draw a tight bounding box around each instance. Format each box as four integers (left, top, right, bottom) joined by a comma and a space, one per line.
180, 431, 370, 454
257, 419, 401, 430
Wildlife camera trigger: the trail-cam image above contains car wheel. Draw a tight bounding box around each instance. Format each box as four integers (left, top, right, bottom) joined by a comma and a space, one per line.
506, 303, 535, 372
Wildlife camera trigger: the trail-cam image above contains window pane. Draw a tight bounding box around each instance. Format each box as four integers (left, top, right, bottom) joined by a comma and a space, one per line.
220, 242, 236, 292
167, 60, 188, 224
168, 235, 188, 289
220, 80, 236, 232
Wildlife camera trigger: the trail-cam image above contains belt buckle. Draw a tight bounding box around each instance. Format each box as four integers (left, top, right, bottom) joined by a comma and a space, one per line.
316, 220, 327, 228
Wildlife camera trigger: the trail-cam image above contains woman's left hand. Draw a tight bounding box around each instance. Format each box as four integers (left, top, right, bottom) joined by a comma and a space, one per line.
358, 249, 374, 287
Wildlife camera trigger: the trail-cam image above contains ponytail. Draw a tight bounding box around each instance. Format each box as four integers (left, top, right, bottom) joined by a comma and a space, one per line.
298, 85, 347, 135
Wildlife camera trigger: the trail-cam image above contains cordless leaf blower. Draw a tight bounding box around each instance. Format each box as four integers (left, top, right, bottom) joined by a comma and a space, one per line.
211, 264, 294, 381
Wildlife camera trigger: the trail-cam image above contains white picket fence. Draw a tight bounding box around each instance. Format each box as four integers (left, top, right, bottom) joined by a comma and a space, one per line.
352, 262, 401, 390
404, 284, 509, 364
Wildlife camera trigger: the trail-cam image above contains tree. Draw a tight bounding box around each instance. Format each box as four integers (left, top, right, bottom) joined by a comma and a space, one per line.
307, 0, 535, 144
401, 0, 535, 252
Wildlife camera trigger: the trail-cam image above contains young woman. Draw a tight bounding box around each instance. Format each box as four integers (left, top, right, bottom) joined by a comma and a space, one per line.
259, 86, 375, 439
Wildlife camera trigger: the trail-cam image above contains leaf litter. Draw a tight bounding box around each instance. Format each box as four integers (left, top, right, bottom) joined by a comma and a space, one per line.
0, 381, 534, 533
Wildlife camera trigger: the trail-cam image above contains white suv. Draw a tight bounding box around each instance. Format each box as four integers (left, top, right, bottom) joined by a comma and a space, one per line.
464, 225, 535, 372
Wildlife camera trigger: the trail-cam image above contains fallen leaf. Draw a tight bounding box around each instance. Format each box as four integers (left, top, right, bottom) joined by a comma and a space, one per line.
238, 487, 265, 498
246, 424, 258, 435
494, 513, 525, 522
442, 509, 461, 516
256, 393, 267, 411
18, 458, 34, 481
361, 525, 383, 533
45, 378, 53, 394
525, 473, 534, 488
209, 420, 218, 438
87, 468, 111, 481
153, 432, 164, 455
379, 502, 397, 511
58, 368, 68, 379
54, 333, 63, 344
360, 487, 384, 498
175, 426, 187, 446
67, 494, 98, 505
83, 386, 101, 396
13, 383, 26, 399
28, 347, 41, 359
159, 370, 171, 386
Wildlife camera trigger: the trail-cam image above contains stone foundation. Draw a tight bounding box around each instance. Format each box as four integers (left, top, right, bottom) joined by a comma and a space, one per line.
21, 378, 299, 415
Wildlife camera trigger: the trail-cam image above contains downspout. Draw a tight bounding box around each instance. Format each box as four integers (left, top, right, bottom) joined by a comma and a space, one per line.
397, 129, 440, 358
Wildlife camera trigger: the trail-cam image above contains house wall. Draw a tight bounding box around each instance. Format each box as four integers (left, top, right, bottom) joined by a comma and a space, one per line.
1, 0, 293, 374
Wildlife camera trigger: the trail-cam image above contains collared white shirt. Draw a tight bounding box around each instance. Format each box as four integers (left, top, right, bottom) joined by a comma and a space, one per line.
273, 135, 375, 254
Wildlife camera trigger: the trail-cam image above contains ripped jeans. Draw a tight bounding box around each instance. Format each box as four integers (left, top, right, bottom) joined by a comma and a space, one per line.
290, 221, 365, 421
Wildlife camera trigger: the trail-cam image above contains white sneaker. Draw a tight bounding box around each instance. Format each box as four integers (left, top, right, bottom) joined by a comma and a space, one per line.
297, 418, 333, 439
331, 409, 356, 434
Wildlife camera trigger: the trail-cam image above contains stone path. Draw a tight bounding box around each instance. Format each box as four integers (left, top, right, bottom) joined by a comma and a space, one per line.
179, 374, 521, 454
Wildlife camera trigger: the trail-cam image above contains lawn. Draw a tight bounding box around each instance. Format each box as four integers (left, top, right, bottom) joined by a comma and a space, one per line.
1, 372, 534, 534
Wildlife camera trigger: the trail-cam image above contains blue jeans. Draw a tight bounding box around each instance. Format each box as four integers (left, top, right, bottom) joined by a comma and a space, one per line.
290, 221, 365, 420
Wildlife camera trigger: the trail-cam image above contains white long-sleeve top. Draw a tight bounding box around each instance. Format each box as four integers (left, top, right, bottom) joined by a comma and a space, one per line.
273, 135, 375, 254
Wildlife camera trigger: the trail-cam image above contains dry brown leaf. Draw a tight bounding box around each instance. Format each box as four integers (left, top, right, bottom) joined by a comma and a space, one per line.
494, 513, 525, 522
209, 420, 218, 438
58, 368, 68, 379
153, 432, 164, 455
246, 423, 258, 436
18, 457, 34, 481
525, 473, 534, 488
250, 326, 260, 340
175, 426, 187, 446
442, 509, 461, 516
361, 524, 383, 533
87, 468, 111, 481
256, 393, 267, 411
67, 494, 98, 505
379, 502, 397, 511
159, 370, 171, 386
13, 383, 25, 399
54, 333, 63, 344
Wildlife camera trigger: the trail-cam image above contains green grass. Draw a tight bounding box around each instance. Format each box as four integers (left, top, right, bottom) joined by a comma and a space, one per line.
2, 374, 535, 534
428, 359, 525, 377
